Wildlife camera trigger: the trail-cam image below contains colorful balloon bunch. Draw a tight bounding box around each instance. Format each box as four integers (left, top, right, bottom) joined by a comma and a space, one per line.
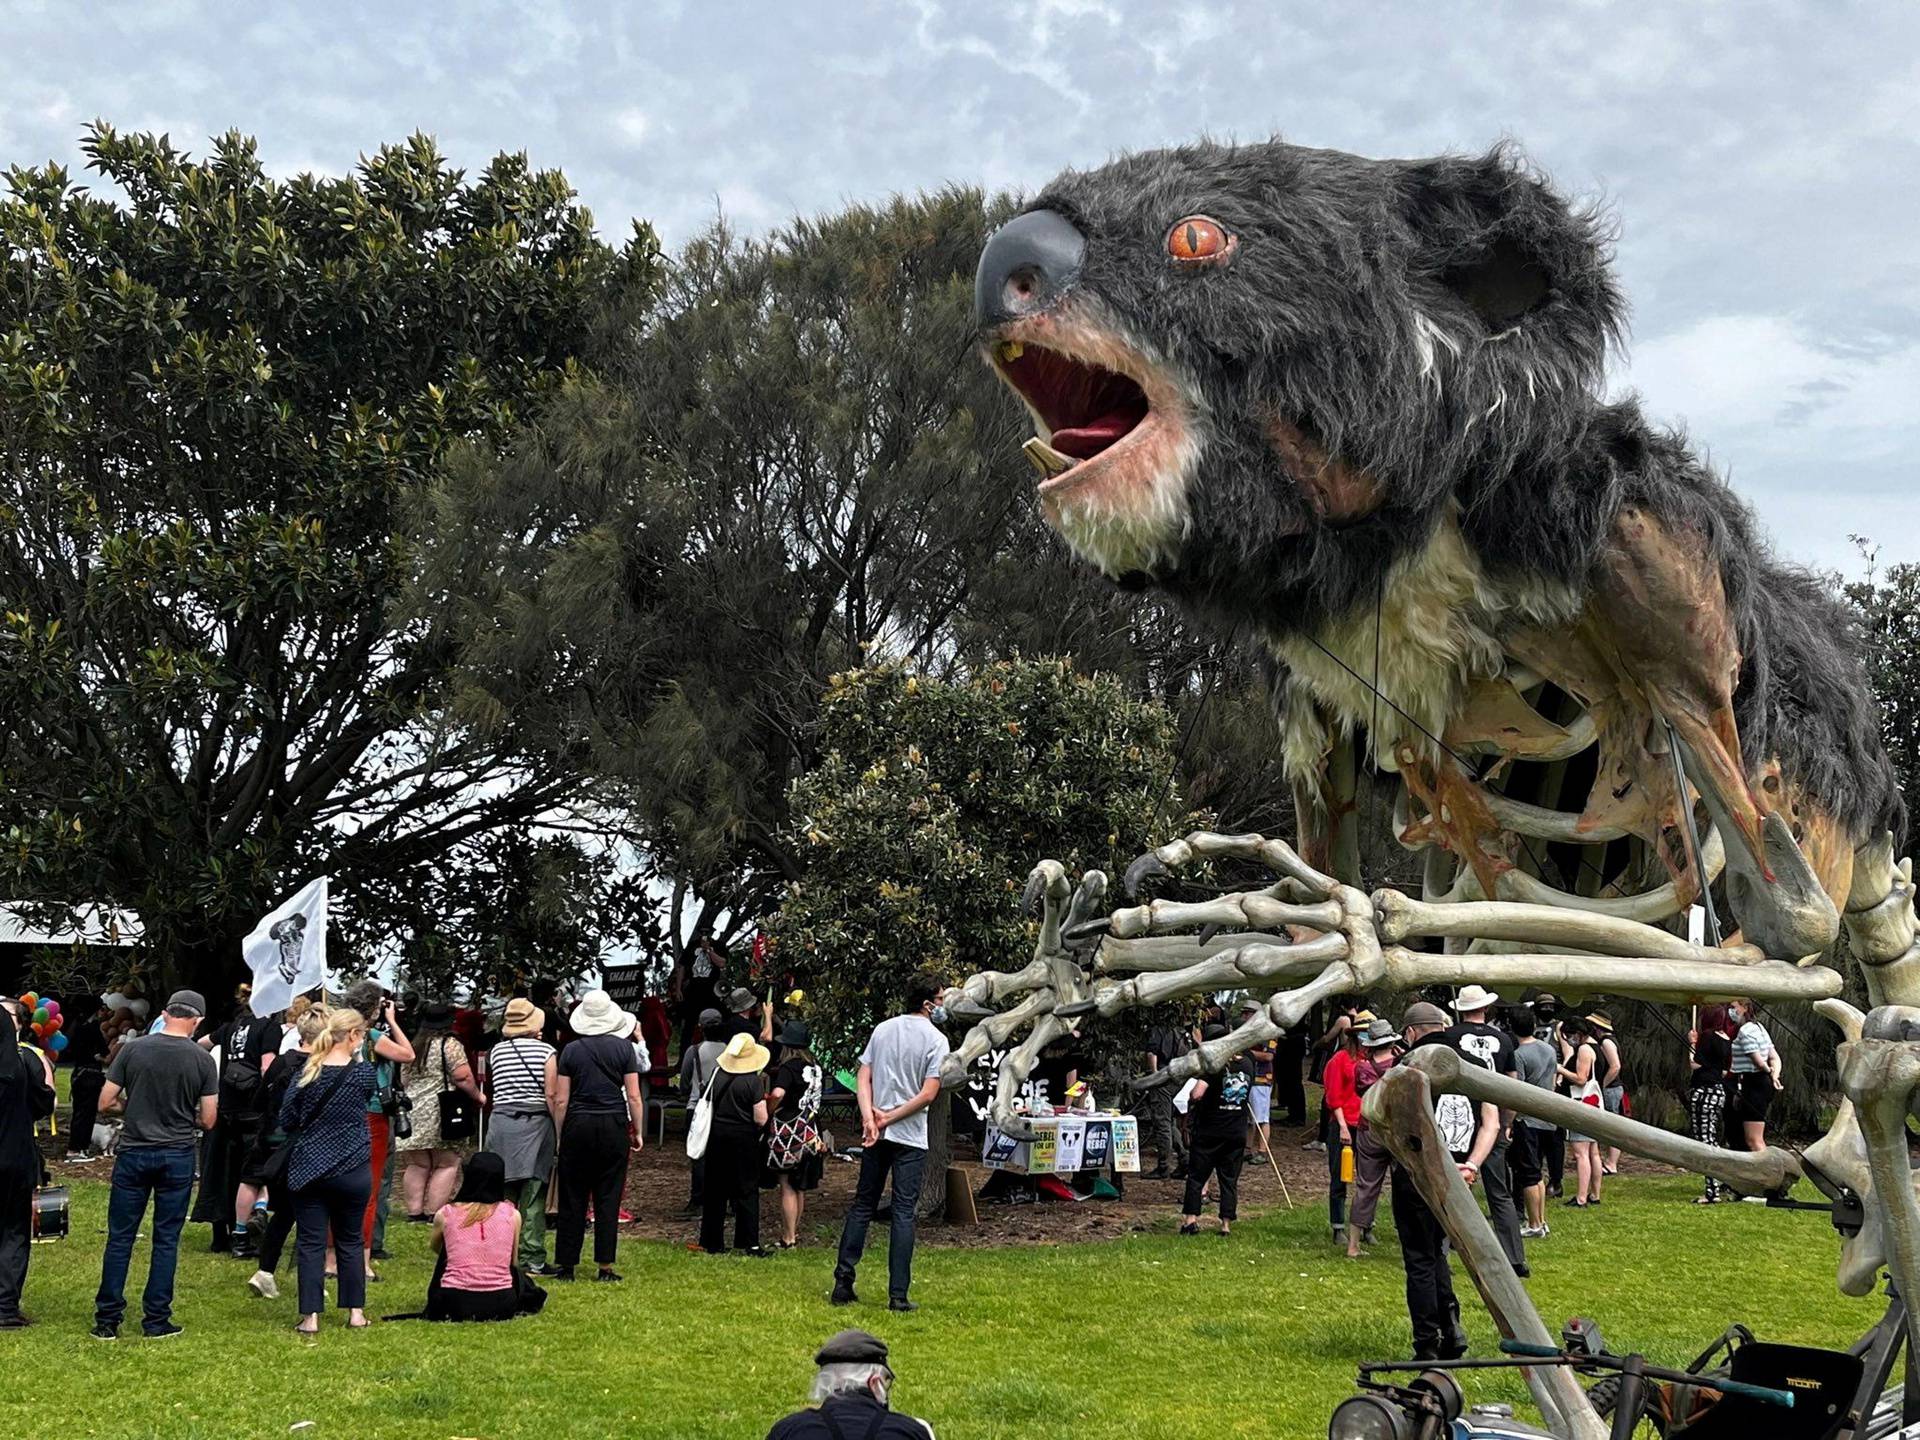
15, 992, 67, 1053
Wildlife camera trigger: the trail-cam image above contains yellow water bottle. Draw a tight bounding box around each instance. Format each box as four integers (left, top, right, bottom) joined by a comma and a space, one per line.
1340, 1142, 1355, 1183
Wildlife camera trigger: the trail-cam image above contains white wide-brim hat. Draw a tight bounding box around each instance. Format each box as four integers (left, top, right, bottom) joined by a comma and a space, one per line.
568, 988, 637, 1039
1450, 985, 1499, 1014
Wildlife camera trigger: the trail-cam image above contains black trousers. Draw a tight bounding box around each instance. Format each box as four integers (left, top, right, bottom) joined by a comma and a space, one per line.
1543, 1125, 1566, 1192
1273, 1046, 1308, 1127
699, 1128, 761, 1253
555, 1112, 629, 1268
293, 1168, 370, 1315
67, 1067, 105, 1153
1183, 1133, 1245, 1220
1391, 1167, 1463, 1359
1481, 1138, 1527, 1268
258, 1200, 296, 1274
1328, 1133, 1349, 1229
0, 1171, 31, 1320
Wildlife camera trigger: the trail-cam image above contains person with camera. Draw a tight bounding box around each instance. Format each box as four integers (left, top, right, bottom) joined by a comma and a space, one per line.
339, 981, 415, 1282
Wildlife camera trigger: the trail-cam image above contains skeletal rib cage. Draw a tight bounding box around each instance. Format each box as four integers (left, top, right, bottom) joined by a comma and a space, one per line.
935, 666, 1920, 1440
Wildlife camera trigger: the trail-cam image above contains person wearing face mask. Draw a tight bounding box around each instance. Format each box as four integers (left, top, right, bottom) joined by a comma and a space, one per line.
830, 979, 950, 1314
1727, 997, 1783, 1160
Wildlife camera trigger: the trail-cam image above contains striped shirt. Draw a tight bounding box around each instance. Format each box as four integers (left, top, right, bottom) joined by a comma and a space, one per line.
485, 1036, 554, 1112
1730, 1021, 1773, 1074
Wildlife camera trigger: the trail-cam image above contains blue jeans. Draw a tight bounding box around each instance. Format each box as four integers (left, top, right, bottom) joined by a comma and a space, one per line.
834, 1139, 925, 1303
95, 1145, 197, 1332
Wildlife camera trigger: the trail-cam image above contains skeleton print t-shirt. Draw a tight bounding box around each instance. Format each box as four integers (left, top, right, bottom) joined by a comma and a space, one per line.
1191, 1058, 1255, 1144
1422, 1021, 1516, 1160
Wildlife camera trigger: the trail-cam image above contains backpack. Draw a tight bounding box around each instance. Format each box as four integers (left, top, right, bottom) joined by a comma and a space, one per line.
220, 1020, 269, 1107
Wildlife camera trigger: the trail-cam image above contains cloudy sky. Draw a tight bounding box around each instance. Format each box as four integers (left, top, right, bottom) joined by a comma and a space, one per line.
5, 0, 1915, 575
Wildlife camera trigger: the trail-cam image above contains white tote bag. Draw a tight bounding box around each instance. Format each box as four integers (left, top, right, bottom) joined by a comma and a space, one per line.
685, 1064, 720, 1160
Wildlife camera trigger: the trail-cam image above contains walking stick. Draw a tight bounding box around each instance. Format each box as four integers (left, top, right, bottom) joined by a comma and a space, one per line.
1264, 1145, 1294, 1209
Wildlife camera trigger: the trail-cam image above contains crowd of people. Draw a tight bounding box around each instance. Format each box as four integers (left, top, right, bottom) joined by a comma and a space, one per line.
0, 950, 1791, 1386
0, 956, 956, 1348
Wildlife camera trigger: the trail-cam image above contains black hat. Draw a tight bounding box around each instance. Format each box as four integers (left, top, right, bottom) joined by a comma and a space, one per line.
418, 999, 456, 1026
725, 987, 757, 1014
778, 1019, 811, 1049
1201, 1021, 1229, 1041
452, 1151, 506, 1207
815, 1329, 889, 1366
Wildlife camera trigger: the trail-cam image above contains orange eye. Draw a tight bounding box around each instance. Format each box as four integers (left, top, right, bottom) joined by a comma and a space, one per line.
1167, 215, 1234, 265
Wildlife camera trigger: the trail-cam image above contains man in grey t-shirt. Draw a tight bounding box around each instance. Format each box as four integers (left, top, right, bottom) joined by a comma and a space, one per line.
93, 990, 218, 1340
832, 980, 949, 1312
1507, 1006, 1558, 1241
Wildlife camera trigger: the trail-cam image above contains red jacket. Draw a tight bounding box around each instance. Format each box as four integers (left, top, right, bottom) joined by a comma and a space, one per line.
1324, 1049, 1364, 1128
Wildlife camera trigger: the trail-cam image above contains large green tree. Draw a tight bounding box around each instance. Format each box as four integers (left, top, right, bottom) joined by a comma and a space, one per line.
436, 187, 1290, 981
0, 125, 660, 993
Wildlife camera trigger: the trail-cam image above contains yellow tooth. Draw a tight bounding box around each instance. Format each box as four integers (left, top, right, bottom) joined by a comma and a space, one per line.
1022, 436, 1074, 478
1000, 340, 1024, 362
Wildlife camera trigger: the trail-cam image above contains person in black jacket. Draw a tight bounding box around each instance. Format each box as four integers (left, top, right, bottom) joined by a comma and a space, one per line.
0, 999, 56, 1326
765, 1329, 935, 1440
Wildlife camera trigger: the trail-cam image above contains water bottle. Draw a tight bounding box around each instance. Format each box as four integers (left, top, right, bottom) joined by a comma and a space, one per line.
1340, 1143, 1355, 1183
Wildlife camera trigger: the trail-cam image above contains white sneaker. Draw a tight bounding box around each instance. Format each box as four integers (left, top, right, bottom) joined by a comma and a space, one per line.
1521, 1224, 1550, 1239
247, 1271, 279, 1300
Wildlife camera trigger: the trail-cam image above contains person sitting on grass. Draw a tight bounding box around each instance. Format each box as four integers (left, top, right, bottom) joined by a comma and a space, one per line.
765, 1329, 936, 1440
417, 1152, 545, 1321
1179, 1023, 1253, 1237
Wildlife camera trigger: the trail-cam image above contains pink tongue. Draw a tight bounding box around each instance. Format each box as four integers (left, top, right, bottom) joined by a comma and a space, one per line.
1051, 408, 1138, 460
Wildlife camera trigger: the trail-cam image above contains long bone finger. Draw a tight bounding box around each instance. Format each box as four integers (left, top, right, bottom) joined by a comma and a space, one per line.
1145, 956, 1360, 1088
1095, 932, 1352, 1023
1124, 830, 1337, 901
988, 1006, 1068, 1136
940, 988, 1056, 1086
1103, 889, 1344, 941
1367, 1066, 1605, 1440
1402, 1045, 1800, 1196
1096, 932, 1277, 975
1374, 889, 1764, 964
1380, 946, 1843, 1005
950, 959, 1052, 1012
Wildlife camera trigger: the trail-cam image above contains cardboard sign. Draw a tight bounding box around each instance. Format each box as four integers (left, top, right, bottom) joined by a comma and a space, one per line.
1053, 1116, 1087, 1172
1110, 1115, 1140, 1172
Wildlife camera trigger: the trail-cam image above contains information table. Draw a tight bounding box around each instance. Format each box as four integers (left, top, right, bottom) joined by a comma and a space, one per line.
981, 1112, 1139, 1174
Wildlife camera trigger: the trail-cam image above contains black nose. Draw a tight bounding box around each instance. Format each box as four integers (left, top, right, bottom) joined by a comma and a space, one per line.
974, 209, 1085, 330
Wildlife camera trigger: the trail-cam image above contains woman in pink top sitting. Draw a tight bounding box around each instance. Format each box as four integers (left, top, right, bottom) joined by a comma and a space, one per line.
426, 1152, 545, 1321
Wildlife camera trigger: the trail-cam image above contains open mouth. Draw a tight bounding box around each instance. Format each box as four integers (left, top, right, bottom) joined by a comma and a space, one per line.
993, 341, 1151, 483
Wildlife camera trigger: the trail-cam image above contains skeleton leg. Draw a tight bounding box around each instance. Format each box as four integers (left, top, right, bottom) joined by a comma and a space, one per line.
1847, 834, 1920, 1007
1366, 1065, 1606, 1440
1839, 1030, 1920, 1375
1374, 889, 1764, 965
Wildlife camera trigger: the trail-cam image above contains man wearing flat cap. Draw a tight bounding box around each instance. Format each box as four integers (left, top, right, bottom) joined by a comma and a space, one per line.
765, 1329, 936, 1439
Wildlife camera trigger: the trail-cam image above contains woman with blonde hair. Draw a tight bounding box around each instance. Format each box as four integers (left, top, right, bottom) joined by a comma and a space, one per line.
278, 1004, 378, 1334
414, 1151, 544, 1322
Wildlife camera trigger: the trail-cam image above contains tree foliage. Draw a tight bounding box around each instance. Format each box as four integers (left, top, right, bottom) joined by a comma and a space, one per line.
442, 187, 1289, 977
767, 658, 1191, 1063
0, 125, 658, 989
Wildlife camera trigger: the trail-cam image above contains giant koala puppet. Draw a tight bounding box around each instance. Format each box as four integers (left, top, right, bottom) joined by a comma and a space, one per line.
974, 140, 1903, 959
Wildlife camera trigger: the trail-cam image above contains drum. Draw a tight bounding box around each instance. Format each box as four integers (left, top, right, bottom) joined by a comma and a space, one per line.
30, 1186, 69, 1241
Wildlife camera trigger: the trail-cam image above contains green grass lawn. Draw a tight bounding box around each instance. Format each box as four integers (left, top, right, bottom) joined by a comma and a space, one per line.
1, 1171, 1888, 1438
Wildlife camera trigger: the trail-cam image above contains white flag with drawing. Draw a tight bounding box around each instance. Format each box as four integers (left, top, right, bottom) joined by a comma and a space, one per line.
244, 877, 329, 1016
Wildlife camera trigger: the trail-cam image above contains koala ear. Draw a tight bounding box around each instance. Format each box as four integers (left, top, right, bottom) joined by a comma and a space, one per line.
1399, 147, 1590, 332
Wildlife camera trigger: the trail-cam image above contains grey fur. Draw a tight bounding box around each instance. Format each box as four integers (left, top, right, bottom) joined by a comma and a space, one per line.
985, 137, 1902, 846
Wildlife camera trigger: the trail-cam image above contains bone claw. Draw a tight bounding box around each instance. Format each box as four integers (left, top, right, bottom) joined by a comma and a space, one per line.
1062, 917, 1112, 945
947, 998, 998, 1022
1050, 998, 1097, 1018
1124, 853, 1171, 899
